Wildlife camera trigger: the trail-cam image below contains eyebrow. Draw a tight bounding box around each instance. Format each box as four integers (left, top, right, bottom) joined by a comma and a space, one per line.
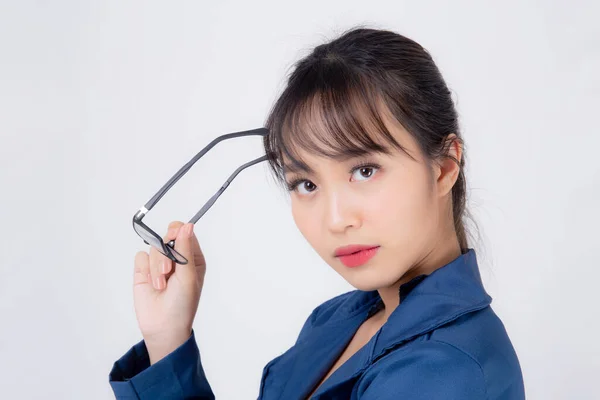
282, 162, 313, 175
282, 149, 387, 176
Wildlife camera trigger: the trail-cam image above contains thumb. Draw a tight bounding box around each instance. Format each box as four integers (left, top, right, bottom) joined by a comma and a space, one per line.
172, 223, 202, 282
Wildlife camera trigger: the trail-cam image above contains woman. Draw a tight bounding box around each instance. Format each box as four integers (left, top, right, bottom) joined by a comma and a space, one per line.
109, 27, 525, 399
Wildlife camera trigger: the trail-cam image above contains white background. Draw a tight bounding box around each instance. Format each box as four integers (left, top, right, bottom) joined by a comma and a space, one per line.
1, 1, 598, 399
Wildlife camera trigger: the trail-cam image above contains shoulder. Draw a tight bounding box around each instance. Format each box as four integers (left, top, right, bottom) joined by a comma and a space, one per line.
358, 307, 524, 399
430, 306, 522, 373
428, 306, 525, 397
357, 339, 488, 399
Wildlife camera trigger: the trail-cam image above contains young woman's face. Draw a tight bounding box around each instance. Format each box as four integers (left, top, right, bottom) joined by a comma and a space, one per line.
283, 116, 452, 292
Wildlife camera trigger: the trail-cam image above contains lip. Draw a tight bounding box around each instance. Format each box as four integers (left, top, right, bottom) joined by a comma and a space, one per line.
334, 245, 380, 268
334, 244, 379, 256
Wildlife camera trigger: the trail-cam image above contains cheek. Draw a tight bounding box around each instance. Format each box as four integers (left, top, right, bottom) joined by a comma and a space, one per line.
291, 199, 304, 230
372, 169, 437, 242
291, 199, 320, 246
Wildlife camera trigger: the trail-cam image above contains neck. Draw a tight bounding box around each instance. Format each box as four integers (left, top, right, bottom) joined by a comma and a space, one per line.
375, 235, 462, 323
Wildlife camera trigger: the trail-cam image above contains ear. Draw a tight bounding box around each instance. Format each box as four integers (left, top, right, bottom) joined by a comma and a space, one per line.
435, 134, 463, 197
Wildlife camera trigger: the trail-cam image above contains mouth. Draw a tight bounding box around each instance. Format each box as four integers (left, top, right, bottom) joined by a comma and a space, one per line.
334, 245, 380, 268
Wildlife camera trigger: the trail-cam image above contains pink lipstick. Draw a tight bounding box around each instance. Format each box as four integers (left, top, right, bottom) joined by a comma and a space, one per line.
334, 245, 380, 268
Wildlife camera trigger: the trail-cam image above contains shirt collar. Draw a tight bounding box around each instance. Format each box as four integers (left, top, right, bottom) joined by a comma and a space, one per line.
275, 248, 491, 400
366, 248, 492, 359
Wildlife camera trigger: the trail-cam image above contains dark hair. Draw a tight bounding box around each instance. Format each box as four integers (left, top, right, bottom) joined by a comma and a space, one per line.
263, 27, 471, 250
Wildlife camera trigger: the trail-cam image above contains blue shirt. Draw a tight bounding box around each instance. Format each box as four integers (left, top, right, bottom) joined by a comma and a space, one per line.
109, 249, 525, 399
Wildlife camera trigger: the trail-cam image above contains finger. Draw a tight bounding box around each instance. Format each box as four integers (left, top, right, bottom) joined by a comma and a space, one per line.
148, 246, 166, 291
161, 222, 184, 276
173, 223, 205, 269
187, 226, 206, 283
133, 251, 151, 286
149, 221, 184, 290
188, 227, 206, 271
172, 223, 201, 284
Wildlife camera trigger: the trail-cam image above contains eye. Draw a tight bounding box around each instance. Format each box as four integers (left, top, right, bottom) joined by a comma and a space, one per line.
287, 179, 317, 195
297, 180, 317, 195
350, 164, 380, 182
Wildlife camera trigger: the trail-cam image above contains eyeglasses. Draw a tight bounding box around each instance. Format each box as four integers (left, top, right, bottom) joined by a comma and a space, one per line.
133, 127, 269, 265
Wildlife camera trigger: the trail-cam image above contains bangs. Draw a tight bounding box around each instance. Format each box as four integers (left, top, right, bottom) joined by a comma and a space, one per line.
264, 68, 409, 179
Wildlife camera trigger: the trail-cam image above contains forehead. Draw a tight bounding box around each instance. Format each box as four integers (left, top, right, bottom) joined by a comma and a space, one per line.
280, 100, 420, 175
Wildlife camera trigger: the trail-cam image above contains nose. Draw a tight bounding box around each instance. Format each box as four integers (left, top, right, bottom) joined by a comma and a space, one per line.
323, 188, 361, 234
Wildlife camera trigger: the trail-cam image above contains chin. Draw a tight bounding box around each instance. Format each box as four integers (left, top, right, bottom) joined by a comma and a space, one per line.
347, 281, 383, 292
340, 269, 403, 292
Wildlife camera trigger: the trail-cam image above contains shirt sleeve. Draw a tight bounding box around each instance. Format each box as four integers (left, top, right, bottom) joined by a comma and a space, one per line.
356, 340, 488, 399
108, 329, 215, 400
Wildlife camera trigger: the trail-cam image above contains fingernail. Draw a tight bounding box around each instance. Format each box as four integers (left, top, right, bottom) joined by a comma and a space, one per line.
187, 223, 194, 236
154, 276, 164, 290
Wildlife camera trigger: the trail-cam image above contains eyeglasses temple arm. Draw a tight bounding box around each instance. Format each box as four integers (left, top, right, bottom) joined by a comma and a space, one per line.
142, 128, 268, 212
189, 154, 268, 224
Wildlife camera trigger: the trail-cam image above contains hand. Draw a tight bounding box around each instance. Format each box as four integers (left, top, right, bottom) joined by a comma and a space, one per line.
132, 221, 207, 364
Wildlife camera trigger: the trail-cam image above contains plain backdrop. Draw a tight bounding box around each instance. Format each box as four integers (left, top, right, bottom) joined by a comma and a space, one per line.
1, 1, 598, 399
